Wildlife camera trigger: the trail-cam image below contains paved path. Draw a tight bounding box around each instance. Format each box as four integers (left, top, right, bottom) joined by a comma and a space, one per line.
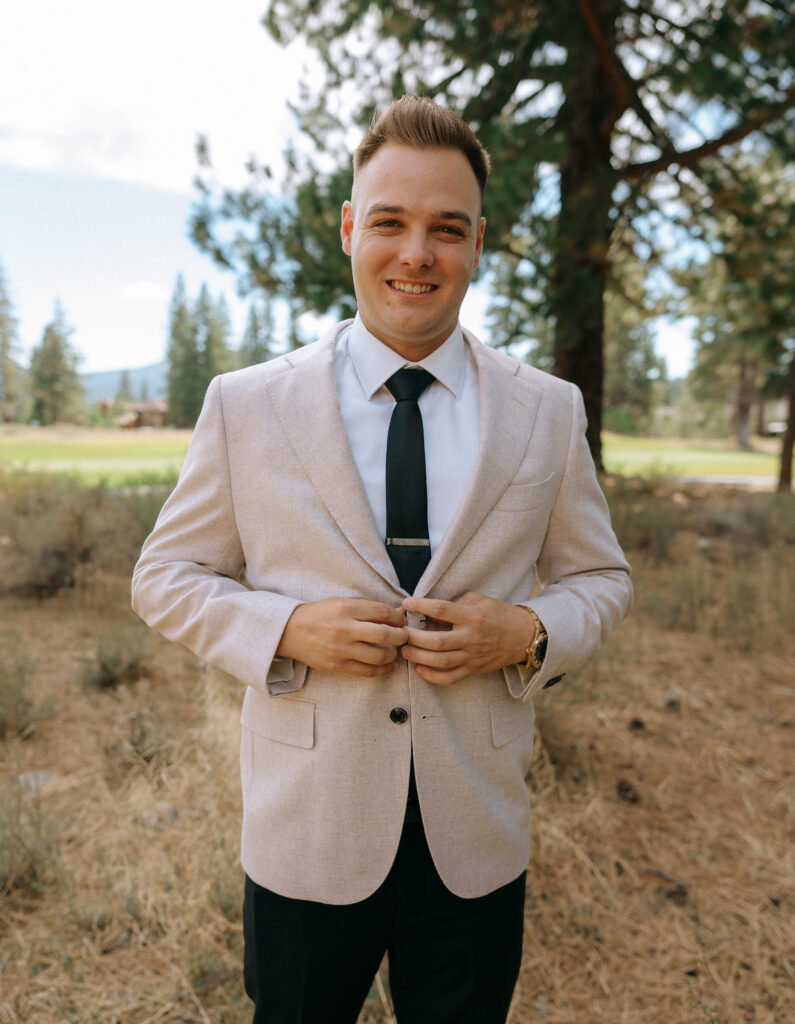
676, 474, 779, 490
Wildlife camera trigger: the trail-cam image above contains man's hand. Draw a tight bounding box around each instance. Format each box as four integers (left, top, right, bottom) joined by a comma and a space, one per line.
400, 592, 534, 685
276, 598, 408, 678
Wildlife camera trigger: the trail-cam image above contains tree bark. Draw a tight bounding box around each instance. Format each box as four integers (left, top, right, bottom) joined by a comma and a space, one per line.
734, 351, 754, 450
550, 0, 621, 470
778, 357, 795, 492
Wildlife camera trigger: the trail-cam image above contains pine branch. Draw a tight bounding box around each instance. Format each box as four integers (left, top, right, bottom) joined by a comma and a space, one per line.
576, 0, 673, 149
428, 64, 468, 97
462, 33, 546, 126
622, 86, 795, 180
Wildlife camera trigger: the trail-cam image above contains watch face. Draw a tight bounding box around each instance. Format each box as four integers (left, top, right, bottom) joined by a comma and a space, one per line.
535, 635, 548, 664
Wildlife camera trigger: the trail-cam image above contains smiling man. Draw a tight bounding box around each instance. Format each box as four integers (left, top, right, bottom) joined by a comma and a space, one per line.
132, 96, 632, 1023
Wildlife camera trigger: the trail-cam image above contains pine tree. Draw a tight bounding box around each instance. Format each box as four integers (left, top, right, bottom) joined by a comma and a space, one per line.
29, 301, 84, 425
167, 278, 237, 427
603, 251, 667, 435
195, 285, 234, 382
117, 369, 132, 401
679, 148, 795, 487
0, 261, 25, 422
166, 275, 203, 427
239, 298, 276, 367
192, 0, 794, 467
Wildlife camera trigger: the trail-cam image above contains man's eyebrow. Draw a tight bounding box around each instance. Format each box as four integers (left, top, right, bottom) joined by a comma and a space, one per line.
365, 204, 404, 219
435, 210, 473, 229
364, 203, 473, 229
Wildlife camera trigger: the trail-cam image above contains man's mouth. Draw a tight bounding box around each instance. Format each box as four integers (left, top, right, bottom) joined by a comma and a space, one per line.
388, 280, 438, 295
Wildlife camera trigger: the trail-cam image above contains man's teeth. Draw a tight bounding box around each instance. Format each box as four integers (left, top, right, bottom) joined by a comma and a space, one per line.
390, 281, 435, 294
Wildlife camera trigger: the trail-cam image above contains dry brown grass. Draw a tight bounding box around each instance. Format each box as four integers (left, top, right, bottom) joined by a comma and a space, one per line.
1, 480, 793, 1023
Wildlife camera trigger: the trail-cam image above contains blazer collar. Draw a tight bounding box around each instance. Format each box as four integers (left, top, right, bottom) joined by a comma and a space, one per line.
265, 322, 403, 592
266, 323, 544, 596
415, 330, 544, 595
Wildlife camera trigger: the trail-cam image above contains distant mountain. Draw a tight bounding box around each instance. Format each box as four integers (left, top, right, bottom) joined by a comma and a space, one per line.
81, 361, 167, 405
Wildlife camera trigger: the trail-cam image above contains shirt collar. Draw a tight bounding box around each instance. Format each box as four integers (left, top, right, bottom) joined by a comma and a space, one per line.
348, 313, 467, 400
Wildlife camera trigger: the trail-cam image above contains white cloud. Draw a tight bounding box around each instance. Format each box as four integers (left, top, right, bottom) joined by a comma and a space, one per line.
119, 280, 171, 302
0, 1, 313, 194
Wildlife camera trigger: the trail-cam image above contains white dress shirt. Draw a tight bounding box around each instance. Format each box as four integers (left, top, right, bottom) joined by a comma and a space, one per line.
335, 315, 480, 556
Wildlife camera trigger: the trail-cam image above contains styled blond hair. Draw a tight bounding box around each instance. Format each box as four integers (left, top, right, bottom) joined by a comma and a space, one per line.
354, 95, 490, 195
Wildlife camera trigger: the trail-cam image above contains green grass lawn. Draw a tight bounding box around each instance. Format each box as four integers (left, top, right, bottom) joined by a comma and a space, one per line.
0, 427, 191, 486
0, 425, 785, 486
603, 433, 781, 478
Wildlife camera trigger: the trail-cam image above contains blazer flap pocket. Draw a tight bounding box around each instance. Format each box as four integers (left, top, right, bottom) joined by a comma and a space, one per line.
241, 687, 315, 749
489, 694, 534, 748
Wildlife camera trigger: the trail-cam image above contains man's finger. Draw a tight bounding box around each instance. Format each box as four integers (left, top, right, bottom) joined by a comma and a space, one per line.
402, 644, 466, 670
351, 641, 403, 666
403, 625, 463, 651
402, 596, 469, 625
355, 620, 409, 647
340, 658, 398, 679
349, 599, 407, 626
412, 663, 470, 686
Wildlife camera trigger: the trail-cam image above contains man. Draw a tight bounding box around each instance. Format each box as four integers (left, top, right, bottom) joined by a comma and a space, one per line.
132, 95, 632, 1023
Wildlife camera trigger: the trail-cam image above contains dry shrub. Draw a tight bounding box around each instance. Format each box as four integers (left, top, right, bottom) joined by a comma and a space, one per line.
0, 480, 793, 1023
604, 475, 682, 564
0, 785, 63, 897
604, 478, 795, 565
0, 646, 54, 742
0, 469, 169, 598
82, 624, 154, 690
0, 653, 34, 739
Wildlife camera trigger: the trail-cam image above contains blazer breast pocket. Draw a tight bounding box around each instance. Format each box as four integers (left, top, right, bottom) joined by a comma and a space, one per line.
240, 687, 315, 749
491, 472, 558, 513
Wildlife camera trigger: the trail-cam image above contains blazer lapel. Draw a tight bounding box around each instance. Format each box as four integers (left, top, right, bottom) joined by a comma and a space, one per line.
265, 325, 401, 590
417, 334, 544, 595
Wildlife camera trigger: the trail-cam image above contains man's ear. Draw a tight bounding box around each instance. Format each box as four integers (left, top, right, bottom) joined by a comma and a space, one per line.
473, 217, 486, 269
340, 201, 353, 255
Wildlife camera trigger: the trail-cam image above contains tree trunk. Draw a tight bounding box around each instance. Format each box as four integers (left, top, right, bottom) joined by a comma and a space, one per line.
778, 357, 795, 492
550, 0, 620, 470
734, 350, 754, 449
755, 393, 766, 437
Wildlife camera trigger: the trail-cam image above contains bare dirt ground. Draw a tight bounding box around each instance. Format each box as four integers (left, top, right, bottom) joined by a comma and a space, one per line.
0, 481, 793, 1023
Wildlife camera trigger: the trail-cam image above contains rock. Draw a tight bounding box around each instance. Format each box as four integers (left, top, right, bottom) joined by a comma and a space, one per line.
14, 770, 55, 791
156, 801, 178, 823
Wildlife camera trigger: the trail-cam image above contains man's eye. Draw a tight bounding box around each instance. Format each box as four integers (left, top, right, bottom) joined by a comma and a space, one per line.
438, 225, 465, 237
375, 220, 400, 228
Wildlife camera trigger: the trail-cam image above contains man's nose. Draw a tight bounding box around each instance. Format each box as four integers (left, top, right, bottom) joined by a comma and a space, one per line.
400, 230, 434, 267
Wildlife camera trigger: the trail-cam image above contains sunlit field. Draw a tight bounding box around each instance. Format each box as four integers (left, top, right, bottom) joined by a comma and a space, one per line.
603, 433, 781, 479
0, 426, 783, 487
0, 427, 191, 487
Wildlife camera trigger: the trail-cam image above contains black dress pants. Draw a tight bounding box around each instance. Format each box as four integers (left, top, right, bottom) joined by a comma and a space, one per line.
242, 819, 526, 1024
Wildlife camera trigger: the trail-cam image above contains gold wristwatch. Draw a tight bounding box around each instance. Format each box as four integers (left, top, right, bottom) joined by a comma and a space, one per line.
518, 606, 548, 670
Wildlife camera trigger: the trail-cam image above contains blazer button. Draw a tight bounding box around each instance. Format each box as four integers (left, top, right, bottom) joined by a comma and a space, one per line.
389, 707, 409, 724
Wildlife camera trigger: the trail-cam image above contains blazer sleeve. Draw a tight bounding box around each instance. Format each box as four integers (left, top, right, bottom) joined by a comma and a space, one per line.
504, 381, 633, 700
131, 375, 303, 690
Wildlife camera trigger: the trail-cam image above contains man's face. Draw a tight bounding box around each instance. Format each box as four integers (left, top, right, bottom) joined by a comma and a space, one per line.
340, 144, 485, 361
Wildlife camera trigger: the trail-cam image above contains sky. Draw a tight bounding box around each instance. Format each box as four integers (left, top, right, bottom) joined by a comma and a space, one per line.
0, 1, 694, 377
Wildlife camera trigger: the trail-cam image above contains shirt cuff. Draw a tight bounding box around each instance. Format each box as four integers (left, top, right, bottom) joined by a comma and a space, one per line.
266, 657, 308, 696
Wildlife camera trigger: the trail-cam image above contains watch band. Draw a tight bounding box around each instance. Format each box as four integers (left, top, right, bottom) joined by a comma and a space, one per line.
517, 606, 548, 670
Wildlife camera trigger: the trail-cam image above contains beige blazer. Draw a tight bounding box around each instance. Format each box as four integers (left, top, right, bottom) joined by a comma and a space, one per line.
132, 322, 632, 903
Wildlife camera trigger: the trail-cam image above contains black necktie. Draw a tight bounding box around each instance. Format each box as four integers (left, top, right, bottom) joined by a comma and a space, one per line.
385, 368, 435, 593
